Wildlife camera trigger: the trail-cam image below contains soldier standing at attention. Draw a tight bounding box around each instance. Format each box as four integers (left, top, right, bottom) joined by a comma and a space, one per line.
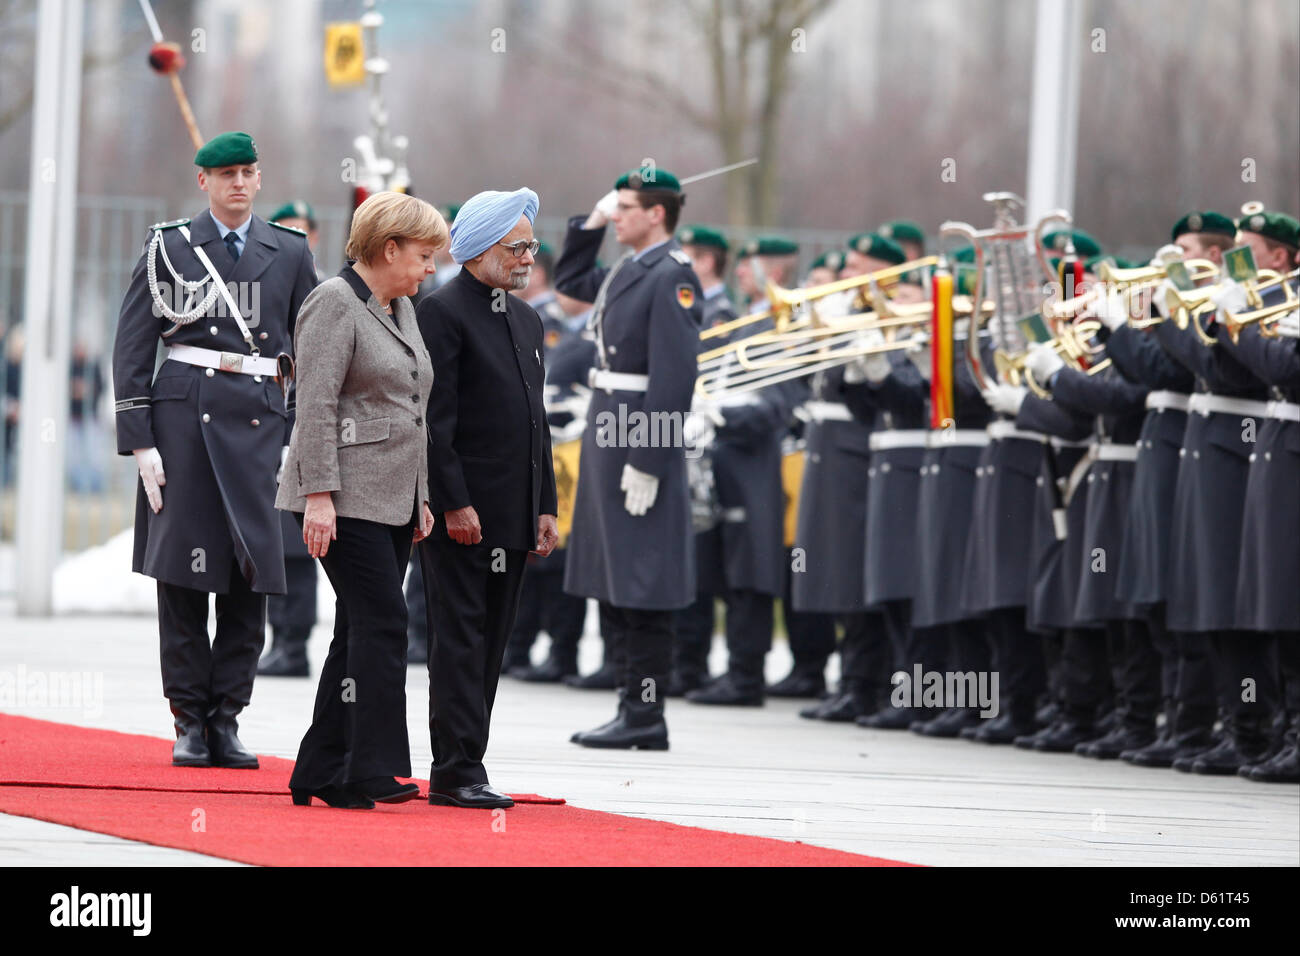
557, 166, 703, 749
112, 132, 318, 767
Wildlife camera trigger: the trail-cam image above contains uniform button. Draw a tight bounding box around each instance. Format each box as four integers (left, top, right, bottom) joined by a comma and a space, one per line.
210, 325, 218, 335
253, 375, 262, 383
411, 370, 418, 379
1101, 471, 1109, 480
205, 368, 215, 378
202, 413, 211, 423
1192, 450, 1200, 460
987, 465, 996, 475
975, 466, 983, 477
250, 419, 260, 427
1249, 453, 1257, 462
1036, 476, 1044, 487
1087, 473, 1095, 483
1146, 440, 1153, 449
1265, 452, 1272, 462
868, 467, 877, 478
259, 332, 268, 341
933, 465, 941, 474
881, 462, 891, 473
415, 417, 422, 426
608, 346, 617, 354
412, 394, 420, 402
1179, 449, 1186, 458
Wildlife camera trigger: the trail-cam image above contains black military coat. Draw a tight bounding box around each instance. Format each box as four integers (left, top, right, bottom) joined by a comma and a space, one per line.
555, 220, 702, 609
113, 210, 317, 593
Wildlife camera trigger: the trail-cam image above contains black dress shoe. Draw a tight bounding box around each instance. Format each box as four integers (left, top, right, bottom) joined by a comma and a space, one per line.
169, 704, 210, 767
513, 657, 577, 683
570, 713, 669, 750
856, 707, 917, 730
1121, 730, 1214, 768
291, 785, 375, 809
257, 637, 309, 677
1035, 701, 1061, 728
427, 783, 515, 809
1075, 726, 1155, 759
800, 691, 870, 722
1028, 720, 1099, 753
1240, 743, 1300, 783
766, 666, 826, 699
911, 708, 981, 738
685, 674, 763, 706
563, 664, 619, 690
353, 777, 421, 804
206, 704, 259, 769
1188, 736, 1272, 776
970, 713, 1038, 745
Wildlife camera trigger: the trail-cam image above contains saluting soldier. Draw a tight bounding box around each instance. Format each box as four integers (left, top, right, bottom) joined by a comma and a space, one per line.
112, 132, 318, 767
557, 166, 703, 749
680, 229, 793, 706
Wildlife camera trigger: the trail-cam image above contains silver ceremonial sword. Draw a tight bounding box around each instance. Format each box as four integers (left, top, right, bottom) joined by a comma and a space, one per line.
678, 158, 759, 186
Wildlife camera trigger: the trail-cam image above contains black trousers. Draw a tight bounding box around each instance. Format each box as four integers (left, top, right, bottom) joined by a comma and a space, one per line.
506, 549, 585, 666
1113, 617, 1162, 730
673, 591, 714, 677
289, 515, 413, 790
601, 601, 673, 719
838, 610, 890, 706
783, 550, 836, 668
1210, 629, 1280, 742
266, 556, 317, 643
1170, 631, 1217, 736
1059, 627, 1110, 726
157, 560, 265, 712
985, 606, 1045, 722
420, 529, 528, 789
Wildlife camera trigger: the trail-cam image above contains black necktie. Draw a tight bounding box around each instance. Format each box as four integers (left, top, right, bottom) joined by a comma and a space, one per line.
224, 232, 240, 262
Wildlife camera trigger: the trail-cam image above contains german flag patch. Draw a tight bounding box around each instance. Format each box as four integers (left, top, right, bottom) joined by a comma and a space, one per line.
676, 284, 695, 309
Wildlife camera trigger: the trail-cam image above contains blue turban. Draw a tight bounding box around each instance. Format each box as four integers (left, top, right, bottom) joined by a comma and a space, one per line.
448, 187, 540, 264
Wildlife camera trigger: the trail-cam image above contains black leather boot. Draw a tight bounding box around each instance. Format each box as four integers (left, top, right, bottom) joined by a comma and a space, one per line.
206, 700, 259, 769
767, 664, 826, 699
514, 651, 579, 683
563, 661, 619, 689
570, 692, 668, 750
257, 630, 309, 677
170, 702, 210, 767
1240, 741, 1300, 783
686, 672, 764, 706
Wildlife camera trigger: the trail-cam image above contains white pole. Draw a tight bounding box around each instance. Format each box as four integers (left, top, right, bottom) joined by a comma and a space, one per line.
1025, 0, 1084, 227
16, 0, 84, 616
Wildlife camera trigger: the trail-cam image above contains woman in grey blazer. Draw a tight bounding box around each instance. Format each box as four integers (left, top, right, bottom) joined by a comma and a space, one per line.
275, 192, 447, 808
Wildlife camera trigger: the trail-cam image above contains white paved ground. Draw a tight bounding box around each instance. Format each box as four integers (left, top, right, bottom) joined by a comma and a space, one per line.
1, 600, 1297, 867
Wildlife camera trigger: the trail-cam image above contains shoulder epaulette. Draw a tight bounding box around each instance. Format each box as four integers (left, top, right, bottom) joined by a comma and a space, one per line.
269, 221, 308, 237
150, 218, 190, 231
669, 249, 692, 266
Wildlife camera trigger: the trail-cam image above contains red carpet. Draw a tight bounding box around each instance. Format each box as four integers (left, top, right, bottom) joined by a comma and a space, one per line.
0, 715, 910, 866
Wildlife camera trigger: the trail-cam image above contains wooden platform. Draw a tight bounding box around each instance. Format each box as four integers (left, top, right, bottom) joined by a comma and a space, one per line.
1, 604, 1296, 866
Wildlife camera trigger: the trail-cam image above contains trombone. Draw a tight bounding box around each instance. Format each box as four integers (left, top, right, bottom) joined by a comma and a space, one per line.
993, 318, 1110, 399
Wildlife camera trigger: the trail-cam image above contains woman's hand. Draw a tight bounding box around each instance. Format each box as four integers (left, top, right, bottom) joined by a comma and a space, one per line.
413, 502, 436, 542
303, 492, 337, 558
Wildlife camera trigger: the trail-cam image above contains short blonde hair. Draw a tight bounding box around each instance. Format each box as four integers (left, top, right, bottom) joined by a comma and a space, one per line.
346, 191, 449, 265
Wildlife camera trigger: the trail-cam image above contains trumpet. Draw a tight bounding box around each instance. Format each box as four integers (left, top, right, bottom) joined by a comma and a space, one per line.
992, 319, 1110, 398
1048, 258, 1220, 324
1222, 268, 1300, 338
1165, 269, 1287, 345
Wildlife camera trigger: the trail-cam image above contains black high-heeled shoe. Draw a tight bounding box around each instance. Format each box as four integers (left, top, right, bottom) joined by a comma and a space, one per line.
353, 777, 421, 804
290, 785, 375, 809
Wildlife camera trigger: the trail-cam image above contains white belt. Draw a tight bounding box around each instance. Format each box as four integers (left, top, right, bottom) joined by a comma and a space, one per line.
1267, 400, 1300, 422
1145, 390, 1190, 413
1051, 436, 1092, 449
589, 369, 649, 393
166, 345, 279, 377
927, 429, 990, 448
1092, 442, 1139, 462
803, 400, 853, 423
987, 421, 1045, 443
1188, 393, 1270, 419
870, 429, 929, 451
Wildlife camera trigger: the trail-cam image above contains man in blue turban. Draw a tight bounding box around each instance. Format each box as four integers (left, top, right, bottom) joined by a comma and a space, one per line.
413, 186, 558, 809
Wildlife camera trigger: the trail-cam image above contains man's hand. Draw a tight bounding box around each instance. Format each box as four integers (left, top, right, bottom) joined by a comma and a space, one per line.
444, 505, 483, 545
303, 492, 337, 559
584, 190, 619, 229
413, 503, 436, 542
620, 463, 659, 516
534, 514, 559, 556
133, 447, 166, 513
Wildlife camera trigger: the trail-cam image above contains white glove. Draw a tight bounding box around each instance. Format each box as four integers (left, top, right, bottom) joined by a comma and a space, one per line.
1150, 244, 1184, 268
133, 447, 166, 513
595, 189, 619, 219
1024, 342, 1065, 383
691, 394, 727, 427
1153, 278, 1177, 320
620, 463, 659, 516
683, 412, 716, 452
982, 383, 1028, 417
1276, 308, 1299, 338
277, 445, 289, 484
1210, 280, 1249, 320
844, 327, 890, 384
1093, 287, 1129, 331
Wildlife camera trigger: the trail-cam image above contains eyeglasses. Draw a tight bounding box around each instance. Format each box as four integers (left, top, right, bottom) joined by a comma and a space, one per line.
498, 239, 540, 258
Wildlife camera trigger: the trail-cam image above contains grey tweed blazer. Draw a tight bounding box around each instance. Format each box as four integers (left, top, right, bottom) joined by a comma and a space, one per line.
276, 272, 434, 526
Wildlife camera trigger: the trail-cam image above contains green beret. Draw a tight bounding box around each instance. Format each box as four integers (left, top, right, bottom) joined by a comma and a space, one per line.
194, 131, 258, 168
810, 249, 846, 273
1236, 207, 1300, 248
536, 240, 554, 258
741, 235, 799, 257
847, 232, 906, 266
1171, 210, 1235, 242
953, 264, 980, 296
615, 166, 682, 193
677, 224, 727, 251
439, 203, 461, 223
946, 245, 975, 264
1042, 229, 1101, 258
269, 201, 316, 225
878, 219, 925, 246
